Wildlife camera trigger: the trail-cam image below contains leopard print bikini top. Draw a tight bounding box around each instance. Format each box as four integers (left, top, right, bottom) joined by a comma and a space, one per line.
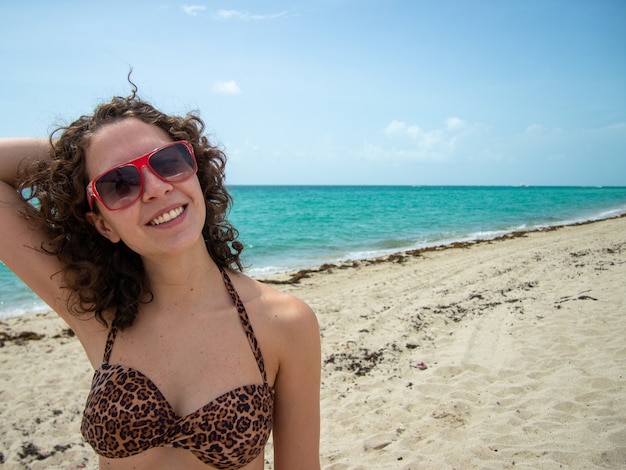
81, 269, 275, 470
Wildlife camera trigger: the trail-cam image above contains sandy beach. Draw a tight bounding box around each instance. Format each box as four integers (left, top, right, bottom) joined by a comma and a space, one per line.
1, 216, 625, 469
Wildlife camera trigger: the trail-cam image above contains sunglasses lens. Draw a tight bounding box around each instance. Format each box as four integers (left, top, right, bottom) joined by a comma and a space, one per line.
95, 166, 142, 210
150, 143, 196, 181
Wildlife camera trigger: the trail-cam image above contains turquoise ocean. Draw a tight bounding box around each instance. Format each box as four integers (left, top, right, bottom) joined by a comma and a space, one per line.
2, 185, 626, 319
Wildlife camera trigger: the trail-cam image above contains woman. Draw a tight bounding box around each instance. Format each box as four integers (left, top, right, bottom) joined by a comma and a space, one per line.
0, 87, 321, 469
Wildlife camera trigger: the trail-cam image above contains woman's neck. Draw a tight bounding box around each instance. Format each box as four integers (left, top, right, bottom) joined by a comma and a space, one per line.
141, 241, 225, 307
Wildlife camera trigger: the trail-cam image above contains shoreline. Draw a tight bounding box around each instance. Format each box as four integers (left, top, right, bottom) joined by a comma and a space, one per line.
1, 212, 625, 320
247, 208, 626, 280
259, 212, 626, 285
1, 215, 625, 468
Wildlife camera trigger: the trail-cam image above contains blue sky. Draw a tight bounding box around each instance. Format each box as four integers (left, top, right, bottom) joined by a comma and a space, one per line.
1, 1, 624, 186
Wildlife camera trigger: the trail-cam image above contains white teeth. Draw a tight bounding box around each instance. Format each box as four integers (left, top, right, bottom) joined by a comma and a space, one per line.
150, 207, 184, 226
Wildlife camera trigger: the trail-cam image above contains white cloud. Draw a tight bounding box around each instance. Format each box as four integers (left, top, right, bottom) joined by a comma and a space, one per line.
384, 120, 423, 139
214, 9, 291, 21
373, 117, 486, 163
182, 5, 206, 16
524, 123, 564, 138
525, 123, 546, 136
211, 80, 241, 95
384, 120, 407, 137
215, 9, 241, 20
446, 117, 466, 131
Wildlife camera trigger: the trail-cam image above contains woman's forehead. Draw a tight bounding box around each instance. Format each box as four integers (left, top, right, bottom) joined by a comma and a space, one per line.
85, 119, 172, 177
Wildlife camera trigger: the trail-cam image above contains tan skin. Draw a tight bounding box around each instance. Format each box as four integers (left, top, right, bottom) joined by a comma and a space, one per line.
0, 119, 321, 469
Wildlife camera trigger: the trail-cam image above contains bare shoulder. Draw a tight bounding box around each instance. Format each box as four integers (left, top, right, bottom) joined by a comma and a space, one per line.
232, 273, 319, 342
263, 281, 314, 320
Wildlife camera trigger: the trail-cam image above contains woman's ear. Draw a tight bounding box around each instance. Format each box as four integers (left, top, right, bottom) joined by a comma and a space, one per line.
85, 211, 122, 243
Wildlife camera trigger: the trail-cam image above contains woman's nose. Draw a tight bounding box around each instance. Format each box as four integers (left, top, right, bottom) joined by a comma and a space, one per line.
141, 166, 173, 201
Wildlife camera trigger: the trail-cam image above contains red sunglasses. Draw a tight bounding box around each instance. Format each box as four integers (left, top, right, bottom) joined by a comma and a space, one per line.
86, 141, 197, 211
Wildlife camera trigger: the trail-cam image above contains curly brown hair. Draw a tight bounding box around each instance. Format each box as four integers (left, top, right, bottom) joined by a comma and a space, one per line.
18, 87, 243, 329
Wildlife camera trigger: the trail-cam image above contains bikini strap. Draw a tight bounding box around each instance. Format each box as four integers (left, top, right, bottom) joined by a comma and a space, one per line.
102, 326, 118, 365
219, 267, 268, 383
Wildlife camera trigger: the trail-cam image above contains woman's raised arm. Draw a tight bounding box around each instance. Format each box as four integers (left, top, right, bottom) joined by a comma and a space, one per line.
0, 138, 50, 185
0, 138, 71, 324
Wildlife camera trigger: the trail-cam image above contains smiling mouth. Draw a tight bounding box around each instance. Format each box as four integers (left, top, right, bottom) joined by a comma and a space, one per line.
149, 206, 185, 226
